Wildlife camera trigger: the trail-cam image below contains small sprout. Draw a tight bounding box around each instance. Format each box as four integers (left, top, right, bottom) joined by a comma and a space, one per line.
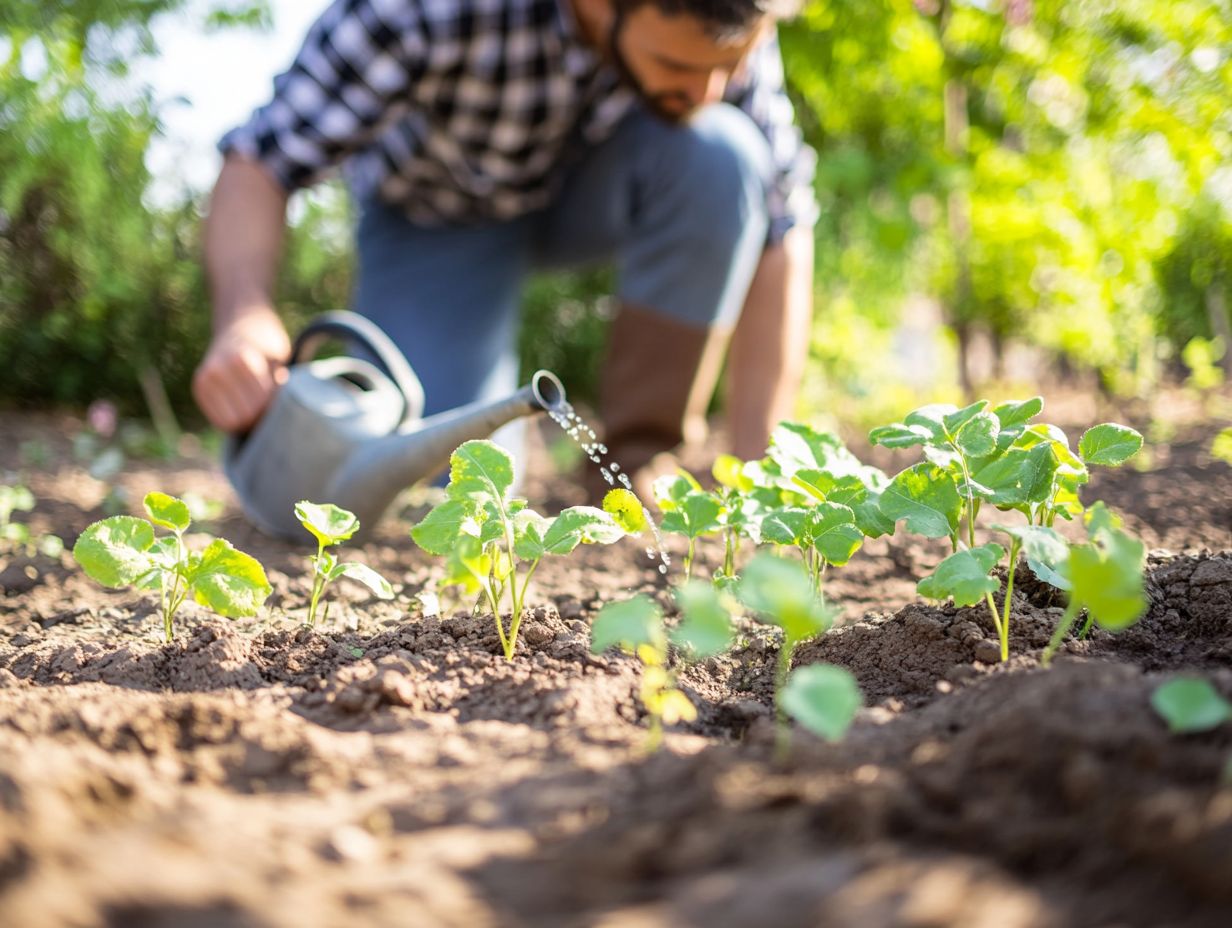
592, 595, 695, 750
1212, 427, 1232, 465
350, 647, 366, 659
73, 492, 271, 641
654, 472, 722, 582
1151, 678, 1232, 734
0, 485, 64, 560
295, 501, 394, 628
671, 580, 735, 658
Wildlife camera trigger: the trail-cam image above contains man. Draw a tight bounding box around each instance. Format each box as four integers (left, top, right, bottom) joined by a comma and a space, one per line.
193, 0, 817, 497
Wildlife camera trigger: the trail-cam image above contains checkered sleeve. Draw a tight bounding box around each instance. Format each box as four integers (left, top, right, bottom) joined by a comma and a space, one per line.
726, 31, 819, 244
218, 0, 428, 191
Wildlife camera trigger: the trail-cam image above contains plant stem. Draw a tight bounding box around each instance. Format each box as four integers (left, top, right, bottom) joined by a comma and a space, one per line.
503, 560, 541, 661
983, 590, 1005, 654
1042, 600, 1080, 666
723, 529, 735, 576
1077, 612, 1095, 639
307, 541, 327, 627
773, 638, 795, 763
684, 539, 696, 582
999, 538, 1021, 662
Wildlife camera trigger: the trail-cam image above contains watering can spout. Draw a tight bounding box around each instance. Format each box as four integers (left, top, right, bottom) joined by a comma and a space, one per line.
221, 310, 568, 541
324, 370, 566, 529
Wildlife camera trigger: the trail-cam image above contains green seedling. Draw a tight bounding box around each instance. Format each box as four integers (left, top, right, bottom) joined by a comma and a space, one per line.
0, 485, 64, 559
737, 552, 861, 757
591, 583, 734, 751
1151, 677, 1232, 734
412, 440, 634, 661
653, 470, 722, 582
1212, 427, 1232, 466
295, 501, 394, 628
73, 491, 271, 642
1041, 502, 1146, 665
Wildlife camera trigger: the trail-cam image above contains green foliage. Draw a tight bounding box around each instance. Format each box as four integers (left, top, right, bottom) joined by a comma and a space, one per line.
780, 664, 862, 743
1151, 678, 1232, 734
72, 491, 270, 641
412, 440, 630, 660
917, 544, 1005, 608
295, 501, 393, 628
0, 484, 64, 558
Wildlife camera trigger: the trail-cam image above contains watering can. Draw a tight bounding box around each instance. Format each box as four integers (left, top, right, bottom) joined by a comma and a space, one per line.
223, 310, 566, 541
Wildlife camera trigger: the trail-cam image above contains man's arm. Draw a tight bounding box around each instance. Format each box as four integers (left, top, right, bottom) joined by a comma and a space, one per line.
191, 157, 291, 433
725, 224, 814, 460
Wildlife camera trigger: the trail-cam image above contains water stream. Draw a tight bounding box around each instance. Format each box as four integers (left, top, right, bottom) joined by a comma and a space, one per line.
546, 402, 672, 576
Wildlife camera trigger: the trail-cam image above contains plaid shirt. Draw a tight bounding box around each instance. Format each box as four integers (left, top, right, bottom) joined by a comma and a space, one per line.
220, 0, 818, 241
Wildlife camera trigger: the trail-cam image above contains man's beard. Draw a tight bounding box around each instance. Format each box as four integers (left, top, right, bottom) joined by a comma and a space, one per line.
607, 9, 695, 125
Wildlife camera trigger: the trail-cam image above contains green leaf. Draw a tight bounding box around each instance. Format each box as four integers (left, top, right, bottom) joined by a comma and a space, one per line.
1068, 503, 1146, 631
1212, 427, 1232, 465
942, 400, 989, 437
411, 499, 478, 556
769, 423, 868, 481
868, 422, 933, 449
953, 411, 999, 457
712, 454, 753, 491
1079, 424, 1144, 467
512, 509, 551, 561
917, 544, 1005, 607
542, 506, 625, 555
738, 553, 836, 647
295, 500, 360, 546
671, 581, 734, 658
331, 561, 394, 599
971, 443, 1058, 506
652, 472, 699, 512
603, 488, 647, 534
879, 463, 962, 539
660, 492, 723, 541
992, 397, 1043, 431
781, 664, 862, 741
994, 524, 1071, 590
143, 492, 191, 533
809, 503, 863, 566
591, 595, 663, 654
447, 440, 514, 504
760, 507, 810, 546
72, 516, 156, 587
443, 533, 491, 597
189, 539, 272, 617
1151, 678, 1232, 733
827, 478, 895, 539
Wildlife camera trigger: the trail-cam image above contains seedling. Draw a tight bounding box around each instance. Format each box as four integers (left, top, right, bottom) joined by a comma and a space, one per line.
737, 552, 861, 757
653, 470, 722, 582
0, 485, 64, 559
591, 583, 734, 751
1041, 502, 1146, 665
73, 491, 271, 641
295, 501, 394, 628
411, 440, 635, 661
1151, 677, 1232, 733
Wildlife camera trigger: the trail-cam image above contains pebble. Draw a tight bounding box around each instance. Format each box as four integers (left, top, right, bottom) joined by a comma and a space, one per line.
973, 639, 1003, 664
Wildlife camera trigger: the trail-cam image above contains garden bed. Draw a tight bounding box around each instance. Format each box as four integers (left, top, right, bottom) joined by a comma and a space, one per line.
1, 401, 1231, 927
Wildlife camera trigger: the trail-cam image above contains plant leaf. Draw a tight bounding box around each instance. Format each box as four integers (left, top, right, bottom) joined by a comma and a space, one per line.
713, 454, 753, 491
295, 500, 360, 545
868, 422, 933, 449
447, 440, 514, 504
760, 507, 811, 547
953, 411, 999, 457
1151, 678, 1232, 733
189, 539, 272, 617
144, 492, 191, 533
738, 553, 836, 647
992, 396, 1044, 431
879, 463, 962, 539
1068, 503, 1146, 631
542, 506, 625, 555
994, 523, 1071, 591
603, 488, 647, 534
410, 499, 477, 556
917, 543, 1005, 607
512, 508, 551, 561
660, 492, 723, 541
809, 503, 863, 566
942, 400, 989, 437
72, 516, 156, 587
331, 561, 394, 599
827, 477, 895, 539
781, 664, 863, 741
591, 595, 663, 654
1079, 424, 1144, 467
443, 533, 492, 597
671, 580, 734, 658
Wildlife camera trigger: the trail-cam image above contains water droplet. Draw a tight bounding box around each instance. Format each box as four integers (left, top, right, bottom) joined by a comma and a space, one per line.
589, 455, 600, 463
618, 474, 632, 489
658, 564, 668, 574
601, 469, 614, 484
609, 462, 620, 473
597, 444, 608, 454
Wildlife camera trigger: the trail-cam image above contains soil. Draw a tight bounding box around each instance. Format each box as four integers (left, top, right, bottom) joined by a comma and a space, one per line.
1, 391, 1231, 928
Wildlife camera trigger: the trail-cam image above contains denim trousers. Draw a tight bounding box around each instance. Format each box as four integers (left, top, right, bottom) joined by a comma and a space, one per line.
352, 102, 773, 470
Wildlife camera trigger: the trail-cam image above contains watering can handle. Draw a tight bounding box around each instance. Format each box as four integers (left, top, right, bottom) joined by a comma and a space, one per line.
290, 311, 425, 426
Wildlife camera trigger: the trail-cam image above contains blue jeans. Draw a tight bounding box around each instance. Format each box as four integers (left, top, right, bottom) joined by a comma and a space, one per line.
352, 103, 773, 471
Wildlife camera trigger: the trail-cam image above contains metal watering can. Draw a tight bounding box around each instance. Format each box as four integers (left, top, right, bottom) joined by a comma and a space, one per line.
223, 311, 566, 541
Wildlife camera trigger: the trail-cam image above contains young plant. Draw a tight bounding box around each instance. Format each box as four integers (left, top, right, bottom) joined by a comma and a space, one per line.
72, 492, 271, 642
737, 552, 862, 757
295, 501, 394, 628
1151, 677, 1232, 734
652, 470, 723, 582
411, 440, 635, 661
591, 583, 734, 751
0, 484, 64, 559
1041, 502, 1147, 665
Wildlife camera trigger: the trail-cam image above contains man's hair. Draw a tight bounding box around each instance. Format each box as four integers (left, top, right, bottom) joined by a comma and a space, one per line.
617, 0, 803, 41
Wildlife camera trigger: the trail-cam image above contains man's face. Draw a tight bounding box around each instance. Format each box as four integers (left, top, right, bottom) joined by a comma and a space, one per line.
608, 5, 767, 124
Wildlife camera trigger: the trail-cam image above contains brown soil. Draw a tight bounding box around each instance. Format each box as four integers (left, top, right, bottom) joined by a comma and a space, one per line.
1, 393, 1231, 927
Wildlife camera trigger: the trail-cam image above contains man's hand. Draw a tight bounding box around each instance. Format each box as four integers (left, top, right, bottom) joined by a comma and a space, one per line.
192, 307, 291, 433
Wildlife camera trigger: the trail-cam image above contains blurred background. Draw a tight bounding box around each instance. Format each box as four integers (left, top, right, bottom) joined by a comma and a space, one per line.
1, 0, 1230, 434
